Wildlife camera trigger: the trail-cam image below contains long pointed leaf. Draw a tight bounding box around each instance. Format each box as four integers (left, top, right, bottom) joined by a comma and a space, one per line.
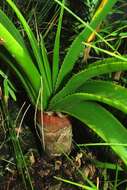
40, 36, 52, 92
0, 23, 41, 96
49, 91, 127, 116
55, 0, 118, 90
0, 9, 25, 47
79, 80, 127, 101
52, 100, 127, 166
2, 60, 37, 103
0, 52, 37, 104
88, 56, 127, 68
52, 0, 65, 89
5, 0, 51, 102
5, 0, 43, 73
50, 61, 127, 104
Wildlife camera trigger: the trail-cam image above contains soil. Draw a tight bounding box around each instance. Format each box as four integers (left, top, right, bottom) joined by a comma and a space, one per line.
0, 150, 98, 190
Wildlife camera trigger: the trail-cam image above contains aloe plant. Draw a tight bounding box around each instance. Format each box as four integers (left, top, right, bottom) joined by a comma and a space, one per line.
1, 0, 127, 165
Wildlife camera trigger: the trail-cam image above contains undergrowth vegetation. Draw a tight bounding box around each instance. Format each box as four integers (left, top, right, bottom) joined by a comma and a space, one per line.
1, 0, 127, 189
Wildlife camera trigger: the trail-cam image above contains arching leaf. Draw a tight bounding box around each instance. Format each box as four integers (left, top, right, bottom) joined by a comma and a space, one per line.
52, 100, 127, 166
50, 61, 127, 105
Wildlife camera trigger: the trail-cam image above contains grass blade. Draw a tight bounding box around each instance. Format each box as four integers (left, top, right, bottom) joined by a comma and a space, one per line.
54, 176, 97, 190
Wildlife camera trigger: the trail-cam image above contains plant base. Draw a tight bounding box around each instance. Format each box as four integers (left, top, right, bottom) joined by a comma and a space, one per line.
37, 112, 72, 157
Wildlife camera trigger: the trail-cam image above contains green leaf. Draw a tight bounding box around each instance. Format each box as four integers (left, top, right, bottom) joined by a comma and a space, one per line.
55, 0, 118, 90
52, 0, 65, 90
79, 79, 127, 97
50, 61, 127, 105
8, 86, 16, 101
83, 41, 127, 62
3, 78, 16, 102
0, 69, 8, 79
5, 0, 51, 106
5, 0, 43, 73
0, 69, 16, 101
3, 79, 9, 102
54, 176, 97, 190
0, 53, 37, 106
78, 80, 127, 114
49, 91, 127, 114
0, 21, 41, 93
40, 36, 52, 93
0, 69, 15, 91
52, 100, 127, 166
87, 56, 127, 68
0, 9, 25, 47
91, 160, 123, 171
50, 80, 127, 118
